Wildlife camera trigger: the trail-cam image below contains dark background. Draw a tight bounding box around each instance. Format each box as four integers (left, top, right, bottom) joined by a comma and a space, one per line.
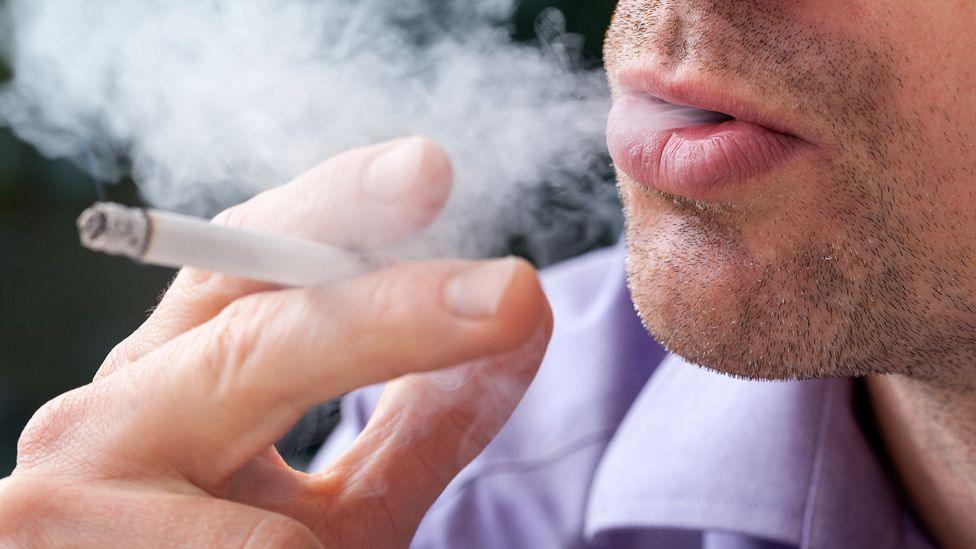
0, 0, 617, 475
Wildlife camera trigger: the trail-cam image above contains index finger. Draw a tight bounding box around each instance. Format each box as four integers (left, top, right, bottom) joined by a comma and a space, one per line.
98, 136, 453, 378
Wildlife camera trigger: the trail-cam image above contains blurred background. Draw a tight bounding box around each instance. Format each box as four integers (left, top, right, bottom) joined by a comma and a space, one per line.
0, 0, 617, 474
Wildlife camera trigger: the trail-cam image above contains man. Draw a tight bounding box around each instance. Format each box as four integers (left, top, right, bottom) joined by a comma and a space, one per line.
1, 1, 973, 547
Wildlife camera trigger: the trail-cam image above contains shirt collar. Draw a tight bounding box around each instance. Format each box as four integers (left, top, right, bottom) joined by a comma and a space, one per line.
585, 352, 922, 548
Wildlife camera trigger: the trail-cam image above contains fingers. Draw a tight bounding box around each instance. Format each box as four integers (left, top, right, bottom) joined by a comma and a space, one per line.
219, 136, 452, 249
111, 258, 549, 489
239, 324, 552, 547
98, 136, 453, 378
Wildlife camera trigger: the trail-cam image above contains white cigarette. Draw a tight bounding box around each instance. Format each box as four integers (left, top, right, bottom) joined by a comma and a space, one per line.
77, 202, 372, 287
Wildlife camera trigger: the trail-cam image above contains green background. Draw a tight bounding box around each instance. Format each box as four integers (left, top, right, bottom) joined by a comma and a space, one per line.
0, 0, 618, 474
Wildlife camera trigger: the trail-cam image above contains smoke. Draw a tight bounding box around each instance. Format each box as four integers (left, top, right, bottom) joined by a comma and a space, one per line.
0, 0, 620, 265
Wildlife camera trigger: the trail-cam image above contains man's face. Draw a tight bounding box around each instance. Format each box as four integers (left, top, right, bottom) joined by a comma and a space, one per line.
604, 1, 976, 382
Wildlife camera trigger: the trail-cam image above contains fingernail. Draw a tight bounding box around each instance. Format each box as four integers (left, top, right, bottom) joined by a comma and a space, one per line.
445, 259, 519, 319
362, 136, 425, 202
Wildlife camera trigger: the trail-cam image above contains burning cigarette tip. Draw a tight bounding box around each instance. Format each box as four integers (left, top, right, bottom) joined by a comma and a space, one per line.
77, 201, 372, 287
77, 202, 150, 259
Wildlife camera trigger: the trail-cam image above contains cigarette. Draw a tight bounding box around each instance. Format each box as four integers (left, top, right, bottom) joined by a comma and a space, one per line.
77, 202, 372, 287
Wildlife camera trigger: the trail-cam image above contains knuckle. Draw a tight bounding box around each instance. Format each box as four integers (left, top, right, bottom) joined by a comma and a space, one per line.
349, 267, 436, 376
296, 160, 343, 198
240, 513, 319, 549
177, 265, 219, 291
212, 205, 248, 229
17, 388, 92, 467
97, 340, 133, 378
360, 266, 420, 322
204, 294, 285, 400
172, 263, 238, 300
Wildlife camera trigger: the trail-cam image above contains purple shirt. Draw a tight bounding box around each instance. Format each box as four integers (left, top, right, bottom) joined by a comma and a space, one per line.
312, 244, 933, 548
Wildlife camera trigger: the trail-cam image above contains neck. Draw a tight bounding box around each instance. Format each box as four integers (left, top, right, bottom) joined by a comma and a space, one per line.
868, 374, 976, 549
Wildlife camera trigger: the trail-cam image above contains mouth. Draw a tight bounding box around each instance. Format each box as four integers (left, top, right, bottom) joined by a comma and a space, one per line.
607, 66, 810, 202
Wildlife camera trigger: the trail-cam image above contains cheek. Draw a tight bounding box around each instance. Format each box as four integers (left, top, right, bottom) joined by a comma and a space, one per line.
788, 2, 873, 33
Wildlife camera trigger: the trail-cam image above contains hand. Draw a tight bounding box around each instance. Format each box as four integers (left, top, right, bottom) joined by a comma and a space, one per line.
0, 137, 553, 547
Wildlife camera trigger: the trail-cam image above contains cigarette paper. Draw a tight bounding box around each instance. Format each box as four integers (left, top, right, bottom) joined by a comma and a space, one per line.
78, 202, 371, 287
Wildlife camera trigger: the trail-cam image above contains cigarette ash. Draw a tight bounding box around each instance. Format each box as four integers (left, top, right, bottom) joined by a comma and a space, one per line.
77, 202, 149, 258
0, 0, 620, 266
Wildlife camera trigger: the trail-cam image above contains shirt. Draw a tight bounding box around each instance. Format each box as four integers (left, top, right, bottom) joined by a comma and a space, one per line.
311, 244, 934, 549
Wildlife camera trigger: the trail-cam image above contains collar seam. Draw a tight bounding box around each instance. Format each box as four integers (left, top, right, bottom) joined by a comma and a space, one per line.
589, 493, 805, 516
586, 495, 802, 546
799, 379, 837, 549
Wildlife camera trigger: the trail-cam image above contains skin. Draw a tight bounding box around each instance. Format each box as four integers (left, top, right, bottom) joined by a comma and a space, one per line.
604, 1, 976, 547
0, 137, 553, 547
3, 3, 975, 547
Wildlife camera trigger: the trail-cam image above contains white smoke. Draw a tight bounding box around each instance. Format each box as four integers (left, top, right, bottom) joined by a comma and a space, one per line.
0, 0, 620, 264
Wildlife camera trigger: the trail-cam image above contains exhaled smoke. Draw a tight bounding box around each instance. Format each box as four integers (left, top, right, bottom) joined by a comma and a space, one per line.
0, 0, 620, 265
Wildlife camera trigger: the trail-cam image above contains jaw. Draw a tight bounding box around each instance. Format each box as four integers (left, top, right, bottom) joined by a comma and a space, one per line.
619, 163, 907, 381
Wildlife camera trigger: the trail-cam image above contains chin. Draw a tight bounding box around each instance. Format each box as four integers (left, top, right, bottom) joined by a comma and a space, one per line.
620, 177, 890, 382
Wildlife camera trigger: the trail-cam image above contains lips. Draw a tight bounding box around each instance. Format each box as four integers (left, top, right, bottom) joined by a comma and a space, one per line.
607, 68, 808, 201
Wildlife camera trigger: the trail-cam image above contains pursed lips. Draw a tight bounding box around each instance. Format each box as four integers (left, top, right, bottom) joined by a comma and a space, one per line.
607, 64, 810, 201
